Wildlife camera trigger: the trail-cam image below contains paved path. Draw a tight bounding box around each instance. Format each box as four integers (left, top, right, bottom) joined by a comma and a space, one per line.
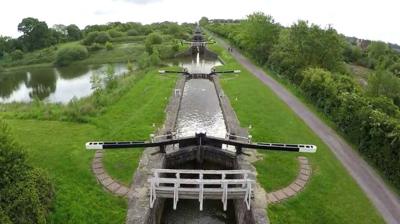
266, 157, 312, 204
213, 34, 400, 224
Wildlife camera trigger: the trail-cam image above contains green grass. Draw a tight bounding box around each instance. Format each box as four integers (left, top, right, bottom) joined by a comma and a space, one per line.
6, 119, 127, 224
95, 69, 178, 185
2, 66, 178, 222
210, 43, 384, 223
78, 42, 144, 65
0, 38, 146, 71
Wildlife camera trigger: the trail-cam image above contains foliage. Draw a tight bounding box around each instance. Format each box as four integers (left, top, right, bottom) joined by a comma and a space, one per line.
82, 31, 111, 45
108, 29, 124, 38
269, 21, 344, 82
149, 48, 161, 66
94, 32, 111, 44
239, 12, 280, 64
366, 70, 400, 105
137, 52, 150, 69
208, 17, 400, 189
18, 17, 51, 51
145, 32, 162, 53
105, 41, 113, 50
210, 43, 384, 223
10, 49, 24, 61
54, 44, 88, 66
199, 17, 209, 26
66, 24, 82, 41
127, 29, 139, 36
87, 43, 104, 52
0, 120, 53, 224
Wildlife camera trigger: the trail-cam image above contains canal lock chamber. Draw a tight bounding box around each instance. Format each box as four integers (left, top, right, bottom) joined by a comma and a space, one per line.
149, 54, 258, 224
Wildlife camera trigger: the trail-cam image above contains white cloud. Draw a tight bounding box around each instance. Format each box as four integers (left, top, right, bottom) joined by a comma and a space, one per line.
0, 0, 399, 44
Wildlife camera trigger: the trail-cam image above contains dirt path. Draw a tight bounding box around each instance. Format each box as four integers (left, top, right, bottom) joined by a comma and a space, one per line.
213, 35, 400, 224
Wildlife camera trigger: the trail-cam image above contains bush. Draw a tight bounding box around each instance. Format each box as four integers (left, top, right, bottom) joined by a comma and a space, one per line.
55, 45, 88, 66
94, 32, 111, 44
82, 31, 99, 45
10, 50, 24, 61
145, 33, 162, 53
108, 29, 124, 38
0, 120, 54, 223
138, 52, 150, 69
149, 48, 161, 66
87, 43, 104, 52
127, 29, 139, 36
83, 31, 111, 45
105, 41, 113, 51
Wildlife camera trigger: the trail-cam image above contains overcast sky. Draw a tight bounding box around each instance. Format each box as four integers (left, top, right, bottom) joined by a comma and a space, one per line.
1, 0, 399, 44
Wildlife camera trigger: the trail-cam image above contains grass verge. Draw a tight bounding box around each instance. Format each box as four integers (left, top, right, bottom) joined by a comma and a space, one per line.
210, 43, 384, 224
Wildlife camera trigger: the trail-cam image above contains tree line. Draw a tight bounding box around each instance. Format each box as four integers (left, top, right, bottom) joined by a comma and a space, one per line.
205, 12, 400, 190
0, 18, 193, 67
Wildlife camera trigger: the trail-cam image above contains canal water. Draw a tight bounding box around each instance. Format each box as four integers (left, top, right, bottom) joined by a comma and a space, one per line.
161, 54, 236, 223
0, 63, 128, 103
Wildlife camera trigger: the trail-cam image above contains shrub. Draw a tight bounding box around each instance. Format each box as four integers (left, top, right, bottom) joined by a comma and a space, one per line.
55, 45, 88, 66
145, 33, 162, 53
108, 29, 124, 38
87, 43, 104, 52
138, 52, 150, 69
94, 31, 111, 44
83, 31, 111, 45
0, 120, 54, 223
127, 29, 139, 36
10, 49, 24, 61
105, 41, 113, 51
149, 48, 161, 66
82, 31, 99, 45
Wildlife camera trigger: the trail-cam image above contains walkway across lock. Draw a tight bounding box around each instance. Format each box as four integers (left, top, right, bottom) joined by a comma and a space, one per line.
148, 169, 254, 211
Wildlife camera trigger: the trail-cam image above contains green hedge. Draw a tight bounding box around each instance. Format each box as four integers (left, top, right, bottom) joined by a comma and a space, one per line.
207, 22, 400, 190
0, 120, 54, 223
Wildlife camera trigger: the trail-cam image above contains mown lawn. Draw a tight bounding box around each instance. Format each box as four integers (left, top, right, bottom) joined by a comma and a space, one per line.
210, 44, 384, 224
6, 119, 127, 224
3, 67, 178, 223
97, 69, 178, 185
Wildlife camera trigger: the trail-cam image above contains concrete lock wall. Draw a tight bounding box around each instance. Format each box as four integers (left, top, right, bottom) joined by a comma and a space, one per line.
126, 58, 269, 224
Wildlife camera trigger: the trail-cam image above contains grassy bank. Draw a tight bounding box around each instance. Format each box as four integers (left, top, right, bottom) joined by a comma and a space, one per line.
97, 69, 178, 185
0, 41, 144, 73
2, 66, 178, 222
6, 120, 127, 224
209, 44, 384, 223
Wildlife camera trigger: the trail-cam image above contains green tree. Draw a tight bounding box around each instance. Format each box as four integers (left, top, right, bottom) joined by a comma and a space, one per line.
127, 29, 139, 36
18, 17, 51, 51
10, 49, 24, 61
66, 24, 82, 41
94, 31, 111, 44
366, 70, 400, 105
269, 21, 344, 82
239, 12, 280, 64
145, 33, 162, 53
199, 17, 209, 26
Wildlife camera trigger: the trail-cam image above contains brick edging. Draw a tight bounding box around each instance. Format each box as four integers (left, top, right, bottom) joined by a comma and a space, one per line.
266, 156, 312, 204
92, 150, 131, 198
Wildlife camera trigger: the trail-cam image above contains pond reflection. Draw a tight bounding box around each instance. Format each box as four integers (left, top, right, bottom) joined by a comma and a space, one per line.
0, 63, 128, 103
